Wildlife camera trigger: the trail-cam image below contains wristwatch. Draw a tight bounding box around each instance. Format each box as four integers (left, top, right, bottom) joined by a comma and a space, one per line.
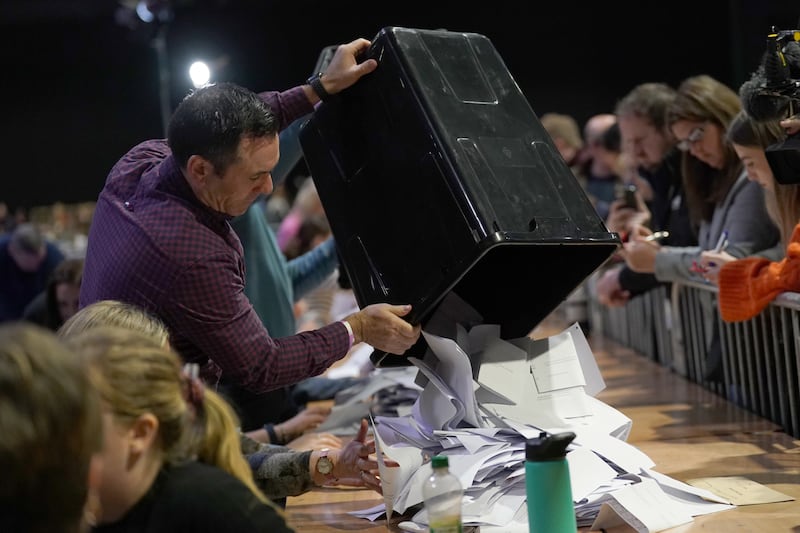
316, 448, 336, 481
306, 73, 331, 102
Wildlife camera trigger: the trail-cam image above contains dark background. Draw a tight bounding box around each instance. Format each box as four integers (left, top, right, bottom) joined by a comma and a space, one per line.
1, 0, 798, 211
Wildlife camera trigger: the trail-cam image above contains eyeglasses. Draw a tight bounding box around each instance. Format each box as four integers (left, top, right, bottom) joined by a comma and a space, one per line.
676, 126, 705, 152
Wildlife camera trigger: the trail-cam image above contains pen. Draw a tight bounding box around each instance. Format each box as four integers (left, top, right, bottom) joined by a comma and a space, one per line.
713, 230, 729, 253
644, 230, 670, 242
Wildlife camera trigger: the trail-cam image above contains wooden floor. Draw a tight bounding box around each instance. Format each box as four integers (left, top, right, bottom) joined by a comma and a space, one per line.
284, 316, 800, 532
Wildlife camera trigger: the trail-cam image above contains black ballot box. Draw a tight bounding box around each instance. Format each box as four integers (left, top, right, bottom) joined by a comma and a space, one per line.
299, 26, 621, 365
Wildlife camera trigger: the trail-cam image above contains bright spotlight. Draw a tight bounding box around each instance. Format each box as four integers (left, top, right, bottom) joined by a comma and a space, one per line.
189, 61, 211, 88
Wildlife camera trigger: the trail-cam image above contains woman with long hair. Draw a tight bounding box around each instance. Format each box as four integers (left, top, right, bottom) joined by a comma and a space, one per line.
63, 324, 294, 531
699, 111, 792, 275
702, 115, 800, 321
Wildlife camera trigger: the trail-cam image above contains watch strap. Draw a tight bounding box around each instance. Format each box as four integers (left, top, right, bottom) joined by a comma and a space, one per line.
263, 423, 280, 444
307, 73, 331, 102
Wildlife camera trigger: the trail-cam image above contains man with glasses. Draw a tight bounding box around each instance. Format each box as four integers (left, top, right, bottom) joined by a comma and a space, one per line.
595, 82, 696, 310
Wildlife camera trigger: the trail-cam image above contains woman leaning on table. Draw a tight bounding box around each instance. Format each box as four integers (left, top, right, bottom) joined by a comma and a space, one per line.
701, 115, 800, 322
696, 112, 792, 280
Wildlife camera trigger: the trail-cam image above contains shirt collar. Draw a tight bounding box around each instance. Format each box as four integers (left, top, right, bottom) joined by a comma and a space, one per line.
159, 155, 234, 229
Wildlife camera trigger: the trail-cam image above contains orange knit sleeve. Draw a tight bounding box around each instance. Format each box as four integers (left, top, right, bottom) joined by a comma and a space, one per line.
717, 224, 800, 322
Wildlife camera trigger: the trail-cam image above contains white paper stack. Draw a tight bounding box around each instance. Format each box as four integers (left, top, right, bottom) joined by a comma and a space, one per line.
347, 317, 734, 533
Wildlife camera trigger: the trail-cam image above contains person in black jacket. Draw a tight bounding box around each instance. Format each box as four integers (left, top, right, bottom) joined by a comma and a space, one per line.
595, 82, 697, 306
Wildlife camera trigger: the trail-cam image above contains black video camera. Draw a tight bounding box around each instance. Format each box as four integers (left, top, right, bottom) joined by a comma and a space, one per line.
741, 28, 800, 184
742, 29, 800, 121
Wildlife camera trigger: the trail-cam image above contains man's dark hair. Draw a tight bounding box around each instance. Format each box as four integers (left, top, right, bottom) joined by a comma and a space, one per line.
167, 82, 280, 174
614, 82, 677, 134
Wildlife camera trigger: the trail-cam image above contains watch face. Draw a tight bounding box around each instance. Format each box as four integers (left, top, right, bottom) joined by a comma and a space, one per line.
317, 454, 333, 475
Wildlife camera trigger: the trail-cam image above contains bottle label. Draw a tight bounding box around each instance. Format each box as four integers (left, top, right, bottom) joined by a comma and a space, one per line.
429, 517, 463, 533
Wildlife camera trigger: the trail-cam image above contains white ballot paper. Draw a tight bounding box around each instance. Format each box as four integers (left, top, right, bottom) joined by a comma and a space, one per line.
351, 321, 721, 532
591, 478, 694, 532
369, 415, 425, 516
477, 330, 594, 426
418, 330, 484, 428
369, 414, 401, 520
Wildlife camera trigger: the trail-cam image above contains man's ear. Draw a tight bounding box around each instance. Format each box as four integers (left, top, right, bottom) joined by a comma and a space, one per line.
185, 155, 214, 186
127, 413, 159, 459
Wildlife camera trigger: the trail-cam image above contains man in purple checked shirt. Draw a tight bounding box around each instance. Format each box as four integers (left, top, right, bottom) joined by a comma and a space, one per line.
80, 38, 421, 423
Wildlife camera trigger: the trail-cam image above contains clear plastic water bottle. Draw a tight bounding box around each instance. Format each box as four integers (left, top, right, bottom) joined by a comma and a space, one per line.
422, 455, 463, 533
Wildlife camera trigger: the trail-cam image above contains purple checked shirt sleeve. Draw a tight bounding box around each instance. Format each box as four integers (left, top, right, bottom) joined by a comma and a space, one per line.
164, 250, 352, 391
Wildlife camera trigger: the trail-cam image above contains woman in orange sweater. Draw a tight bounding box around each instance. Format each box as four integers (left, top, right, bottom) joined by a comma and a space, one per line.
701, 115, 800, 321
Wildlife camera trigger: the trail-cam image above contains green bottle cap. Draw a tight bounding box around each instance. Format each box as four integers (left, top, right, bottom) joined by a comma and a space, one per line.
431, 455, 449, 468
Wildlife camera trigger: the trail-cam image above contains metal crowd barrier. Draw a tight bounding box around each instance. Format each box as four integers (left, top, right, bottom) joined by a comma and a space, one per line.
587, 272, 800, 438
585, 273, 674, 367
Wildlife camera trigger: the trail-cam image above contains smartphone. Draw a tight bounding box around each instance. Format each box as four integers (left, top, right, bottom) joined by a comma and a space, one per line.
621, 184, 638, 209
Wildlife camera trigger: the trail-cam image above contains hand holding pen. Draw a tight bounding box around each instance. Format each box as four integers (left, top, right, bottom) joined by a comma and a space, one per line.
645, 230, 670, 243
619, 225, 663, 273
691, 230, 729, 281
626, 225, 658, 243
697, 249, 735, 285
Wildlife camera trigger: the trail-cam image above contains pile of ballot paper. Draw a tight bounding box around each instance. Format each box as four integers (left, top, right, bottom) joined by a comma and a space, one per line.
336, 316, 739, 533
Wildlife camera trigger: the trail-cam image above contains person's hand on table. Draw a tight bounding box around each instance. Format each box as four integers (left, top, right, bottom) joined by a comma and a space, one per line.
244, 404, 333, 445
281, 404, 331, 438
288, 431, 343, 451
326, 418, 398, 494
